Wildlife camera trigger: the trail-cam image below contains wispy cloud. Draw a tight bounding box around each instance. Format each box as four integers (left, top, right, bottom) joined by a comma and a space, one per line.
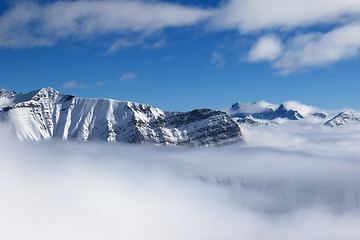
106, 38, 138, 54
142, 38, 167, 49
273, 23, 360, 74
96, 81, 104, 86
0, 0, 212, 49
211, 0, 360, 33
63, 81, 87, 89
120, 72, 136, 81
107, 37, 167, 53
243, 23, 360, 74
2, 0, 360, 73
163, 55, 176, 61
210, 51, 225, 68
210, 0, 360, 73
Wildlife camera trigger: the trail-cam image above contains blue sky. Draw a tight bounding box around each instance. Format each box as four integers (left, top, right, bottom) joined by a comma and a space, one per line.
1, 0, 360, 111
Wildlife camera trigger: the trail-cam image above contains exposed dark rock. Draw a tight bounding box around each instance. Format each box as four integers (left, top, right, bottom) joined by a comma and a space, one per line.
0, 87, 243, 146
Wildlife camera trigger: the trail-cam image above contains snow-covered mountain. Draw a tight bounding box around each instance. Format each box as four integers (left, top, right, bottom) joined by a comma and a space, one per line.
233, 115, 264, 127
229, 100, 327, 126
0, 87, 243, 146
324, 110, 360, 127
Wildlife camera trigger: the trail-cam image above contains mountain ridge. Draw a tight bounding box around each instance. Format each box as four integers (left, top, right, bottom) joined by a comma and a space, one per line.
229, 100, 330, 127
0, 87, 243, 146
324, 110, 360, 127
229, 101, 327, 121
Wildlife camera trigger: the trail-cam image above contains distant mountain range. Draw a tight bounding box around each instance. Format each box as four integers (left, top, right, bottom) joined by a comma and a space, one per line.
1, 88, 359, 146
0, 88, 242, 146
229, 100, 360, 128
229, 100, 327, 123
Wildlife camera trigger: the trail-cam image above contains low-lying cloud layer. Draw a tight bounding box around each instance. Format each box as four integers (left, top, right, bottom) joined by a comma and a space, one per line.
2, 0, 360, 73
1, 122, 360, 239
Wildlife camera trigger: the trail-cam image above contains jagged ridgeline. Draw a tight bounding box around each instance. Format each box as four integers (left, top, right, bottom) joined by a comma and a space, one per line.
324, 110, 360, 127
0, 88, 243, 146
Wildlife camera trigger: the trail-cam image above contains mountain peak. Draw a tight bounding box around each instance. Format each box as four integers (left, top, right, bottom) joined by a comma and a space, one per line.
12, 87, 67, 103
276, 104, 303, 120
324, 110, 360, 127
0, 89, 17, 98
32, 87, 61, 99
230, 101, 277, 114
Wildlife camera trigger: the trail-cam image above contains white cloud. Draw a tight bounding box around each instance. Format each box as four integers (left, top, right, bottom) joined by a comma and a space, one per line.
230, 100, 278, 114
2, 0, 360, 50
63, 81, 87, 89
0, 0, 212, 49
282, 101, 318, 116
273, 23, 360, 73
1, 123, 360, 240
142, 38, 167, 49
242, 22, 360, 74
211, 0, 360, 33
0, 2, 54, 48
210, 51, 225, 68
209, 0, 360, 73
106, 38, 138, 53
247, 35, 283, 62
2, 0, 360, 72
120, 72, 136, 81
106, 37, 166, 53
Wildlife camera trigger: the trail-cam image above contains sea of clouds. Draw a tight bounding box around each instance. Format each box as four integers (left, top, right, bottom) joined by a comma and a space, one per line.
1, 121, 360, 240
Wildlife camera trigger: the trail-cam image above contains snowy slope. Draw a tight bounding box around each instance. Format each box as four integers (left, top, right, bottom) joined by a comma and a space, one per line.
0, 88, 243, 146
324, 110, 360, 127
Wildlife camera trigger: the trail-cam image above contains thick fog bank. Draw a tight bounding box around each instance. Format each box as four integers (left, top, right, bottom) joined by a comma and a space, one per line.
1, 124, 360, 239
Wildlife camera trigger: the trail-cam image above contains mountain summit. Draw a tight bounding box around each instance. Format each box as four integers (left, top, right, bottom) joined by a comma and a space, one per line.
0, 88, 243, 146
324, 110, 360, 127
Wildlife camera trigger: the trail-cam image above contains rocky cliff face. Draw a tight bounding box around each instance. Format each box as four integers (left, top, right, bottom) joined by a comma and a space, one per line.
0, 88, 243, 146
